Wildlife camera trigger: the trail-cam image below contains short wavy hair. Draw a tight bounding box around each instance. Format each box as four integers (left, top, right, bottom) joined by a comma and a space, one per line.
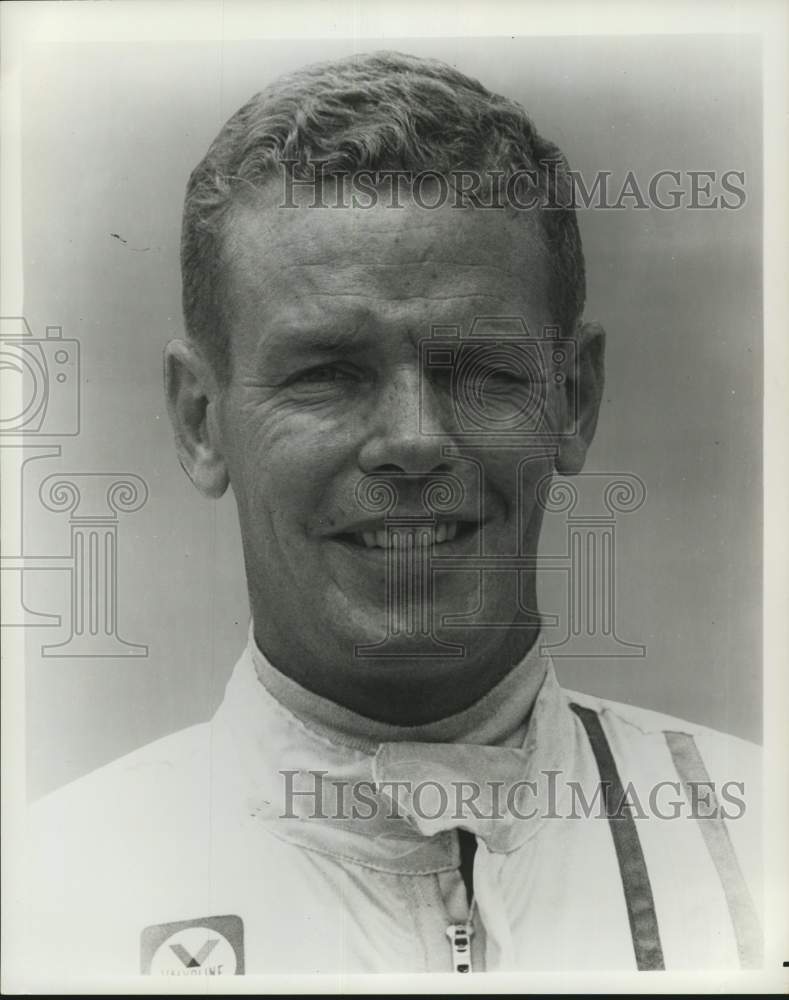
181, 50, 586, 379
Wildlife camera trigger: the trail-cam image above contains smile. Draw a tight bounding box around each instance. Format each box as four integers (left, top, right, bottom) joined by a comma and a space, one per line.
355, 522, 458, 548
333, 521, 480, 551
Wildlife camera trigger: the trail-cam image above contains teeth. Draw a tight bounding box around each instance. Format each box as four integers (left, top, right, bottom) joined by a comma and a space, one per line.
355, 523, 463, 549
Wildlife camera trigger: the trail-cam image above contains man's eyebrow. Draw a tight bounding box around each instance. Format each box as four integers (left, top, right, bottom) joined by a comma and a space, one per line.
256, 323, 370, 363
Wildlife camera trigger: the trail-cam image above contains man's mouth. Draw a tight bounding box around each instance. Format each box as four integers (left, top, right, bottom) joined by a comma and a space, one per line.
333, 521, 479, 550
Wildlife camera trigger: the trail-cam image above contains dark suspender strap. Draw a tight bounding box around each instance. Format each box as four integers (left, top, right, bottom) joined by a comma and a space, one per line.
457, 828, 477, 907
570, 703, 665, 971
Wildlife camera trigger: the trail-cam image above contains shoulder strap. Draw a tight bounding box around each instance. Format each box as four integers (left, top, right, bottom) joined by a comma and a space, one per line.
664, 729, 762, 968
570, 702, 665, 971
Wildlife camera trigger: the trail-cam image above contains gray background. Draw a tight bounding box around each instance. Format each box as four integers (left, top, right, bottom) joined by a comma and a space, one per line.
17, 35, 762, 798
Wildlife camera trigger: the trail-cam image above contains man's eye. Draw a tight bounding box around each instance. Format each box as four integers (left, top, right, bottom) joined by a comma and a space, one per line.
290, 364, 361, 388
476, 365, 522, 383
465, 361, 548, 389
301, 365, 349, 382
461, 366, 527, 390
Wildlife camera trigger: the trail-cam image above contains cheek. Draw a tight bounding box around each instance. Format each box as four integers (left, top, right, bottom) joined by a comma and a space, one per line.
224, 406, 355, 534
234, 444, 323, 533
482, 451, 556, 513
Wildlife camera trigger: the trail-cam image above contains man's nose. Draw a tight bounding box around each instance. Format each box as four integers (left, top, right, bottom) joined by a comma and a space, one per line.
358, 365, 451, 474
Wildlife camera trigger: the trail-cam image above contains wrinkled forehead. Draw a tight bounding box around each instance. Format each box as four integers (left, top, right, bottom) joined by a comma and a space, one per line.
219, 175, 555, 338
223, 172, 553, 279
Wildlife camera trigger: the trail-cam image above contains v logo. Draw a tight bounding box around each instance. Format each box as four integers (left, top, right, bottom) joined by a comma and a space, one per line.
169, 938, 219, 968
141, 914, 244, 975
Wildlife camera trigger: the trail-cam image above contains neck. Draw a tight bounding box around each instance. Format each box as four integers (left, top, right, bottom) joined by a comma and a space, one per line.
250, 622, 549, 745
251, 619, 544, 727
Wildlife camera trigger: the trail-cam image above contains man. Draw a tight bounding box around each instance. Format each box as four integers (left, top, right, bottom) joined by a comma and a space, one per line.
24, 51, 760, 978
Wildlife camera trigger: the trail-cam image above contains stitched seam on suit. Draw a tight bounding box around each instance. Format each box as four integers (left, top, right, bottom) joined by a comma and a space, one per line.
251, 822, 459, 876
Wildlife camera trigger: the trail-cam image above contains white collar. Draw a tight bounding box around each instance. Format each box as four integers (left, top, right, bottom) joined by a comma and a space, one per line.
248, 620, 548, 750
210, 627, 578, 873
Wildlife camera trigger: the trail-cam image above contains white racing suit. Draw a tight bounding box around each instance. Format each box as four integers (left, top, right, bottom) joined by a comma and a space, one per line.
22, 632, 761, 978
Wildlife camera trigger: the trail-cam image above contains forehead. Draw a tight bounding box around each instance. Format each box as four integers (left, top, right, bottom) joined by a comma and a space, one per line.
220, 182, 554, 351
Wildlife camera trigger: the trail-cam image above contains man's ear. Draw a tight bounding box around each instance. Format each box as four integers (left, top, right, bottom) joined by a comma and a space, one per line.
554, 321, 606, 475
164, 339, 229, 498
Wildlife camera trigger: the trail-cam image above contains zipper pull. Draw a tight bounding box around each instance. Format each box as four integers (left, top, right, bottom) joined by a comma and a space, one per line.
446, 922, 474, 973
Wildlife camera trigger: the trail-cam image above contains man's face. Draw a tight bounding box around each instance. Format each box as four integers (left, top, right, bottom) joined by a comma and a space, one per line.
204, 184, 589, 719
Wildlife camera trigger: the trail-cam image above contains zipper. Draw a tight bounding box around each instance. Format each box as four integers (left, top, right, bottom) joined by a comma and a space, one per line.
448, 829, 478, 972
446, 921, 474, 973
